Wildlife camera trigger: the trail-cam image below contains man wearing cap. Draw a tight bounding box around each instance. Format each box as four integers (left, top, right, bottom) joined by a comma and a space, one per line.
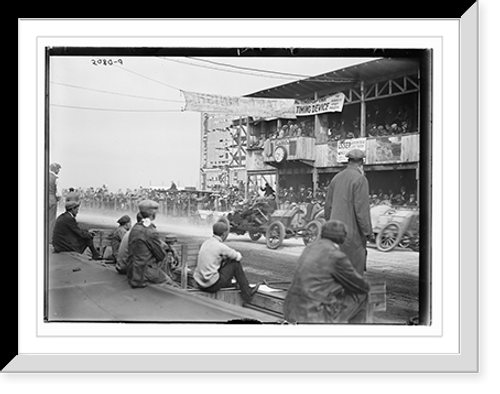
127, 200, 168, 288
110, 215, 131, 263
283, 220, 370, 323
52, 201, 102, 260
324, 148, 373, 275
48, 163, 61, 244
194, 221, 262, 302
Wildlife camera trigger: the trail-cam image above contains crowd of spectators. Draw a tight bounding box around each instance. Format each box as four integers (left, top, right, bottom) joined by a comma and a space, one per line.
369, 187, 418, 208
247, 103, 418, 149
59, 183, 251, 217
59, 181, 418, 221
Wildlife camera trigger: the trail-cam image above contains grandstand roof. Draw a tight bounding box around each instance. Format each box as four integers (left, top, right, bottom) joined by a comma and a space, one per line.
246, 57, 420, 100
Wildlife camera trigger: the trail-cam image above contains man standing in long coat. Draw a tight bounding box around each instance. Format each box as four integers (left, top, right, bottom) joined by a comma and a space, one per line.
324, 149, 373, 275
48, 162, 61, 244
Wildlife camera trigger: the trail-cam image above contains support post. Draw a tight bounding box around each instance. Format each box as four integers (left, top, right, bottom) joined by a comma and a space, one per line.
180, 244, 189, 289
360, 81, 366, 137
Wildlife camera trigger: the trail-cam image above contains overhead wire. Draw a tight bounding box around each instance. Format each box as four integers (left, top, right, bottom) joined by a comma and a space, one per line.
51, 81, 185, 103
50, 57, 354, 113
160, 56, 357, 83
50, 103, 185, 113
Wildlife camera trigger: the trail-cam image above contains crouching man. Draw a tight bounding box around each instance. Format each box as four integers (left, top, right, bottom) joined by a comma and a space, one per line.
194, 221, 262, 303
283, 220, 371, 324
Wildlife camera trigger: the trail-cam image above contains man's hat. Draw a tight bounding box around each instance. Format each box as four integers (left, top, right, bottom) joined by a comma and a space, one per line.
212, 221, 228, 237
65, 200, 80, 210
117, 214, 131, 225
321, 220, 348, 241
346, 148, 365, 160
50, 162, 61, 171
138, 199, 159, 214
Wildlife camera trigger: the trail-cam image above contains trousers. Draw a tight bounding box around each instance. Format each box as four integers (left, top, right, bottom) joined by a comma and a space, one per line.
199, 259, 254, 301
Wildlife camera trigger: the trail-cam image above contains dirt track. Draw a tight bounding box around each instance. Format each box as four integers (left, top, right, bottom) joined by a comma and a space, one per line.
77, 210, 420, 325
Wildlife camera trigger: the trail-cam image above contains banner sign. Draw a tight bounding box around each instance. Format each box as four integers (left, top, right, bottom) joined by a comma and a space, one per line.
182, 91, 296, 119
337, 138, 367, 163
295, 92, 345, 116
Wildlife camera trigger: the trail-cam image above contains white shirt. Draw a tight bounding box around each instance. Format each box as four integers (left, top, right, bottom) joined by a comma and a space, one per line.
193, 235, 242, 288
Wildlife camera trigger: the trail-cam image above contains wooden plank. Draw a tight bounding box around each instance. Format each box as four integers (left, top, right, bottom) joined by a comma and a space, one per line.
180, 244, 189, 289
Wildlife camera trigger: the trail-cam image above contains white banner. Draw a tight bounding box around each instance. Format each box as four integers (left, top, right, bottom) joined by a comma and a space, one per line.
337, 138, 367, 163
182, 91, 296, 118
295, 92, 345, 116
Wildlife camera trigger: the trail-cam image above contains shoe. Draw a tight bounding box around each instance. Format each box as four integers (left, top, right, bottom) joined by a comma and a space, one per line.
131, 283, 147, 289
243, 281, 264, 302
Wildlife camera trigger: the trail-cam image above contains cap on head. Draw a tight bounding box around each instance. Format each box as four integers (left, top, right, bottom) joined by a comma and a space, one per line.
117, 214, 131, 225
346, 148, 365, 160
212, 221, 228, 237
321, 220, 348, 243
138, 200, 159, 215
65, 200, 80, 211
50, 163, 61, 172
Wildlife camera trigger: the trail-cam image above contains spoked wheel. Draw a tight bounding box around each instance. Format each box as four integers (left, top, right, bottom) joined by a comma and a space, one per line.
398, 232, 412, 248
375, 222, 403, 252
410, 233, 420, 252
303, 220, 322, 246
266, 221, 286, 249
217, 216, 231, 242
248, 230, 262, 242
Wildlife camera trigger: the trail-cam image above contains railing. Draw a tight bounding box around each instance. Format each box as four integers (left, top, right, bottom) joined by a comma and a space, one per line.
247, 133, 419, 170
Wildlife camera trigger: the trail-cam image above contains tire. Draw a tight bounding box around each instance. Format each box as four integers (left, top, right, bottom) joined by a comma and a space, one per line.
375, 222, 403, 252
303, 220, 322, 246
248, 230, 262, 242
398, 232, 412, 248
217, 216, 231, 242
266, 221, 286, 249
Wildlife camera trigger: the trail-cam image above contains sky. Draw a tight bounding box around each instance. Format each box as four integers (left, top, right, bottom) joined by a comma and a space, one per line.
49, 54, 376, 192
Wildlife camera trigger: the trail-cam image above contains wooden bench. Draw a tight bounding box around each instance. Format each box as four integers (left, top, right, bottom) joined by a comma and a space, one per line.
172, 244, 387, 322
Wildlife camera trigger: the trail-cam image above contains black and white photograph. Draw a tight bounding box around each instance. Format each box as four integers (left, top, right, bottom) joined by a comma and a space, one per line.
13, 11, 488, 381
45, 47, 431, 326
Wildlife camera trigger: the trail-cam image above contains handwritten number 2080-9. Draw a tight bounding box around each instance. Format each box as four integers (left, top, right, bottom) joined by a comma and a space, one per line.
91, 59, 123, 66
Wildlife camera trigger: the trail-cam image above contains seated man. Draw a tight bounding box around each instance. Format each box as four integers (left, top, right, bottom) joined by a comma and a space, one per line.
116, 213, 142, 275
283, 220, 371, 324
52, 201, 102, 260
111, 214, 131, 263
127, 200, 169, 288
193, 221, 262, 302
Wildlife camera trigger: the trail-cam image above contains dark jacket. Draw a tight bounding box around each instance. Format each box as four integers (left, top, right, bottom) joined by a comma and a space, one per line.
127, 221, 166, 287
324, 165, 372, 275
52, 211, 93, 254
284, 238, 370, 323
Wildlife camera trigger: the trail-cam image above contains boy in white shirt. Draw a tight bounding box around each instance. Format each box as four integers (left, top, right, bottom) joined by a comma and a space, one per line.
194, 221, 262, 302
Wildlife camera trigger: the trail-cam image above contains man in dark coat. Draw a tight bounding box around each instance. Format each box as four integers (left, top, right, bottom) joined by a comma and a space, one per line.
324, 148, 373, 275
127, 200, 169, 288
283, 220, 370, 323
52, 201, 102, 260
